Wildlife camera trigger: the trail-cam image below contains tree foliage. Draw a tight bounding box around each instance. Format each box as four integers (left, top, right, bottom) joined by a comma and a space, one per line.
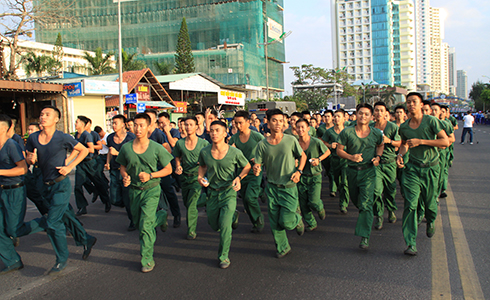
469, 81, 490, 111
0, 0, 76, 79
290, 64, 356, 111
175, 17, 195, 74
154, 61, 174, 75
22, 51, 60, 77
119, 49, 147, 71
83, 47, 116, 75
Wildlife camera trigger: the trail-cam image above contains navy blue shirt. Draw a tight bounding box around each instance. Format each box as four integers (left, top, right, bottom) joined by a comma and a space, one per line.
12, 134, 25, 152
169, 128, 181, 139
75, 131, 94, 159
90, 131, 101, 156
0, 139, 25, 185
262, 123, 270, 134
26, 130, 78, 182
149, 128, 168, 145
106, 132, 136, 170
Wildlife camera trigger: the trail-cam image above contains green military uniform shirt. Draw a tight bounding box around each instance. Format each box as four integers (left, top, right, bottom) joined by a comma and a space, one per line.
316, 123, 327, 139
255, 134, 303, 186
228, 131, 264, 174
399, 115, 444, 165
302, 137, 329, 176
370, 121, 400, 161
116, 140, 174, 188
284, 126, 316, 138
172, 137, 209, 175
322, 126, 342, 158
198, 145, 249, 190
337, 126, 383, 167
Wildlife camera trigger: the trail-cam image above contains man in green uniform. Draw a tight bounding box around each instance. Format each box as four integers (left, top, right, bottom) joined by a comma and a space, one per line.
296, 119, 330, 231
228, 111, 265, 233
322, 109, 350, 214
372, 102, 402, 230
117, 113, 173, 273
254, 109, 307, 258
431, 103, 455, 200
318, 110, 336, 197
173, 117, 209, 240
284, 112, 316, 138
316, 110, 333, 139
198, 120, 251, 269
337, 103, 384, 249
445, 107, 458, 167
397, 93, 449, 256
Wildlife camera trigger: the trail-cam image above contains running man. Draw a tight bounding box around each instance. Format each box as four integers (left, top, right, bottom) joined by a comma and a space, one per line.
198, 120, 250, 269
117, 113, 173, 273
336, 103, 384, 249
254, 109, 306, 259
397, 92, 449, 256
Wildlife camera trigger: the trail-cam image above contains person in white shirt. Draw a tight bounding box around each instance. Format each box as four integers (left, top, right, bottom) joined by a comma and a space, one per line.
461, 111, 475, 145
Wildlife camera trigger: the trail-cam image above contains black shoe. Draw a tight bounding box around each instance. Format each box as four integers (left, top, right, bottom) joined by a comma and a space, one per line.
1, 260, 23, 275
76, 208, 87, 216
173, 215, 181, 228
82, 237, 97, 260
105, 202, 111, 213
439, 192, 447, 198
91, 192, 99, 203
427, 222, 435, 238
128, 222, 137, 231
49, 261, 67, 275
404, 245, 418, 256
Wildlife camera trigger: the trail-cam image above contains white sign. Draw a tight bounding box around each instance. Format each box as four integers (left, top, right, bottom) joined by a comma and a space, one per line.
218, 90, 245, 106
83, 79, 128, 96
268, 18, 283, 43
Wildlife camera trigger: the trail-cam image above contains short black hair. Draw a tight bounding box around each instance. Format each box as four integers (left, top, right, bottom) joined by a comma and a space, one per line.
77, 115, 90, 126
324, 110, 334, 117
291, 112, 303, 119
145, 110, 158, 118
430, 102, 442, 109
184, 116, 198, 125
210, 120, 227, 130
0, 114, 12, 129
234, 110, 249, 120
87, 118, 93, 124
127, 118, 134, 123
422, 100, 431, 106
29, 122, 40, 129
440, 105, 448, 111
170, 121, 176, 126
42, 105, 61, 119
158, 111, 170, 119
356, 103, 373, 114
112, 114, 127, 123
134, 113, 151, 125
94, 126, 103, 133
301, 110, 311, 116
295, 118, 310, 127
335, 109, 345, 115
209, 110, 219, 118
407, 92, 424, 103
374, 101, 388, 110
394, 105, 406, 113
267, 109, 283, 121
195, 112, 205, 118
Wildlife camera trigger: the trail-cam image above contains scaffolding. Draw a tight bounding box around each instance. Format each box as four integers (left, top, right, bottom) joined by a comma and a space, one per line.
36, 0, 285, 91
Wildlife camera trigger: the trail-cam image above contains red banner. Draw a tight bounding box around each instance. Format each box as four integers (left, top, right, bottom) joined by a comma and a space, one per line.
173, 101, 187, 113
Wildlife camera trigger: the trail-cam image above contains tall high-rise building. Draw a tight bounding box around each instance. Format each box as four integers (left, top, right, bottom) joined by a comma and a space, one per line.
448, 47, 457, 95
35, 0, 286, 96
415, 0, 431, 86
331, 0, 416, 90
456, 70, 468, 99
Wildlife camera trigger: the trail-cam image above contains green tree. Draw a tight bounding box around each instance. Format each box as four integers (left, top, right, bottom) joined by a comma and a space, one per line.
22, 51, 60, 77
175, 17, 195, 74
469, 81, 490, 111
52, 33, 64, 73
120, 49, 147, 71
154, 61, 173, 75
83, 48, 116, 75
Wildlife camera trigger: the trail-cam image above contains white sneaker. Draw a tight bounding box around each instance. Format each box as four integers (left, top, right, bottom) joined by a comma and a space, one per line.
470, 142, 473, 145
461, 142, 465, 145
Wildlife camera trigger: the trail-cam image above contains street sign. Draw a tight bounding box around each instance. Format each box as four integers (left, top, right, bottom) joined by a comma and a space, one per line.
125, 93, 137, 104
63, 82, 83, 97
137, 102, 146, 113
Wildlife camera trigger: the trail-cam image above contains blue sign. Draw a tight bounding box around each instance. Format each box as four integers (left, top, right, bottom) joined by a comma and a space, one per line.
137, 102, 146, 113
125, 93, 137, 104
63, 82, 83, 97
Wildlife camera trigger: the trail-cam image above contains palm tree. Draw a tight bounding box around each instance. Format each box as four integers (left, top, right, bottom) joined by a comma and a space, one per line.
22, 52, 61, 77
120, 49, 147, 71
154, 61, 173, 75
83, 47, 116, 75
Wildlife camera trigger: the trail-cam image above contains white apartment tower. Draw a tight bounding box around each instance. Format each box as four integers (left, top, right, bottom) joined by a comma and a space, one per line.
415, 0, 431, 86
448, 47, 457, 95
456, 70, 468, 99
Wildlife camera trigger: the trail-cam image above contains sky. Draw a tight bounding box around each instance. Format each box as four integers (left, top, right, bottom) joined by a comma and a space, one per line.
282, 0, 490, 96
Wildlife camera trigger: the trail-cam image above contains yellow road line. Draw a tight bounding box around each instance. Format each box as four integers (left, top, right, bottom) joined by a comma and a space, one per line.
446, 183, 485, 300
432, 211, 451, 299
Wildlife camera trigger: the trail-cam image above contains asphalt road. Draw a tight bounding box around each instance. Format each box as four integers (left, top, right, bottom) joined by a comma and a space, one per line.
0, 122, 488, 300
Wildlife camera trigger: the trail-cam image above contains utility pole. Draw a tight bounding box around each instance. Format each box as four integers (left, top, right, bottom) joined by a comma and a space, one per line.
117, 0, 124, 114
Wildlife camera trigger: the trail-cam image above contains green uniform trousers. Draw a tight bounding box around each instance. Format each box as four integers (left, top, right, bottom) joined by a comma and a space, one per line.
438, 150, 449, 194
239, 173, 264, 227
0, 191, 21, 268
298, 174, 323, 228
205, 188, 237, 262
266, 184, 302, 253
345, 166, 376, 238
401, 163, 439, 247
110, 169, 133, 224
322, 156, 337, 193
181, 175, 202, 235
25, 166, 49, 215
129, 184, 167, 267
373, 162, 398, 218
331, 157, 350, 209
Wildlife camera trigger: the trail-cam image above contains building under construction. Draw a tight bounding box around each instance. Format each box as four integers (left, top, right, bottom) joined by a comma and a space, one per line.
36, 0, 286, 99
